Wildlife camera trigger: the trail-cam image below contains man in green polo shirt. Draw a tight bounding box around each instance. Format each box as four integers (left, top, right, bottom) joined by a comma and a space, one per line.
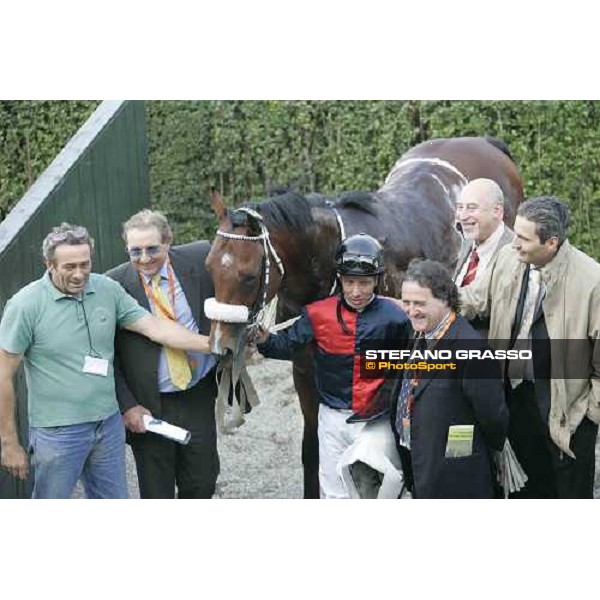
0, 223, 211, 499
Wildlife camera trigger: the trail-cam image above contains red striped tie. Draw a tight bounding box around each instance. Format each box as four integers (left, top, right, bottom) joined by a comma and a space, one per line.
461, 249, 479, 287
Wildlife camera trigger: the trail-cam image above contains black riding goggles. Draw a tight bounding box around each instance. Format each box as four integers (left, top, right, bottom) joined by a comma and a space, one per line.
338, 255, 381, 272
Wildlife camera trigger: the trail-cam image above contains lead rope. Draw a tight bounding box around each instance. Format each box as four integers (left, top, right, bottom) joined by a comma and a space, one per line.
215, 344, 261, 434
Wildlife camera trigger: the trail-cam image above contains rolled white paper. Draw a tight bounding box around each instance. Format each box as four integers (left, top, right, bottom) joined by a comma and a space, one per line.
143, 415, 191, 445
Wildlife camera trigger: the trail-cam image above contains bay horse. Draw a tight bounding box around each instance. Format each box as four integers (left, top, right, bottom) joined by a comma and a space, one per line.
205, 136, 524, 499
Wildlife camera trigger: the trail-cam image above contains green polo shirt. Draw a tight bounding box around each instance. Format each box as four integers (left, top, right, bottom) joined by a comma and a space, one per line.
0, 273, 148, 427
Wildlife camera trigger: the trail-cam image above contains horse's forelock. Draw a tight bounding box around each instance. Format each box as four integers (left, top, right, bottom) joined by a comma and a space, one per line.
229, 209, 249, 228
224, 207, 263, 236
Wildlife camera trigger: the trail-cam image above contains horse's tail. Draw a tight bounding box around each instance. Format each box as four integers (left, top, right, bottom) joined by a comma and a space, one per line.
484, 136, 514, 162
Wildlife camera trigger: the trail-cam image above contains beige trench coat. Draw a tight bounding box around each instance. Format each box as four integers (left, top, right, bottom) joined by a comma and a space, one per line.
460, 240, 600, 457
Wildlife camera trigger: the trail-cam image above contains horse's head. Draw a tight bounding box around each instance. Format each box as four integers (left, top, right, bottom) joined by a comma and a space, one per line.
205, 190, 284, 356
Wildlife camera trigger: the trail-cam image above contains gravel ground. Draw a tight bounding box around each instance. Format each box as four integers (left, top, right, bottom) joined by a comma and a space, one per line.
119, 357, 303, 499
74, 357, 302, 499
75, 355, 600, 499
213, 358, 303, 499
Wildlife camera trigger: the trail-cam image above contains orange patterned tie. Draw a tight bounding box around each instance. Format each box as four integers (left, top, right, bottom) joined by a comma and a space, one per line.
151, 274, 192, 390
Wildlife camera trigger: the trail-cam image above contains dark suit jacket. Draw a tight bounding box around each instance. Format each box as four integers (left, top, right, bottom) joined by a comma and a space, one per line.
106, 241, 215, 417
390, 316, 508, 499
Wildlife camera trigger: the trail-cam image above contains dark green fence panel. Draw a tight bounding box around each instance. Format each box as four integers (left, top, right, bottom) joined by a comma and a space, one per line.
0, 100, 149, 498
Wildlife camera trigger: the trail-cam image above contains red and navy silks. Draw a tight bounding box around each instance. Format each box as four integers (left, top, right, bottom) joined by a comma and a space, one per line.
257, 295, 412, 420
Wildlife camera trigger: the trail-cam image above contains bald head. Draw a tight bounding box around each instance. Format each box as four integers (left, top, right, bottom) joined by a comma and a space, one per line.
456, 178, 505, 243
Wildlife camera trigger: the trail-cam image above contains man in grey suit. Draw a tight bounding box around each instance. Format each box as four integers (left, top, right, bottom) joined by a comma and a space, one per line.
454, 178, 515, 287
106, 210, 219, 499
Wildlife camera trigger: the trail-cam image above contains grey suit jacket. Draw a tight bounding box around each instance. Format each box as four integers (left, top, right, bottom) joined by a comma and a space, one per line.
106, 241, 215, 416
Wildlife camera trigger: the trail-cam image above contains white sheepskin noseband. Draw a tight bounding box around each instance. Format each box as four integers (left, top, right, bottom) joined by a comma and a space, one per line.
204, 297, 250, 323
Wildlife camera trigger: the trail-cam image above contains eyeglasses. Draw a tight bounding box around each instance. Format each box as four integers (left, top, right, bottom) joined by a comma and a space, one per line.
46, 226, 89, 243
126, 245, 164, 260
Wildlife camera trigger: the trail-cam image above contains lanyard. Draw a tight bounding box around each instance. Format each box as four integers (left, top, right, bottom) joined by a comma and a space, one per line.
140, 262, 177, 321
407, 310, 457, 414
80, 296, 101, 358
425, 310, 457, 344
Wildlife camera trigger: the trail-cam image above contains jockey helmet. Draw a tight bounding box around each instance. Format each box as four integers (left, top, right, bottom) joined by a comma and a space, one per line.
335, 233, 384, 277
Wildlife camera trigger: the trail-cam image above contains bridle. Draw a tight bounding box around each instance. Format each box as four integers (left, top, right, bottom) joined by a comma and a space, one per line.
204, 203, 346, 331
325, 200, 346, 296
206, 207, 285, 331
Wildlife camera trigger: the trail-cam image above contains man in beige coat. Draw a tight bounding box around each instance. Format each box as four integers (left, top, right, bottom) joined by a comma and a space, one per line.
454, 178, 515, 287
461, 196, 600, 498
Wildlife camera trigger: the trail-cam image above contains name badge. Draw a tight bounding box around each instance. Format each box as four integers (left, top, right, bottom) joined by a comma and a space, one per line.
83, 355, 109, 377
445, 424, 474, 458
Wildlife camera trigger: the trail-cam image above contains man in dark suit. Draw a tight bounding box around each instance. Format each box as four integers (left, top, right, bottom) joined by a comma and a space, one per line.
391, 259, 508, 498
106, 209, 219, 499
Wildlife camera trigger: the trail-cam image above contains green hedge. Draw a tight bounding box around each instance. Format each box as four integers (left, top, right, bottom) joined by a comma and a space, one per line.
146, 100, 600, 259
2, 101, 598, 260
0, 101, 99, 220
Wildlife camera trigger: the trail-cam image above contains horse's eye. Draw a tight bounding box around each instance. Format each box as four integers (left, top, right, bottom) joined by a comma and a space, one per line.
241, 273, 258, 287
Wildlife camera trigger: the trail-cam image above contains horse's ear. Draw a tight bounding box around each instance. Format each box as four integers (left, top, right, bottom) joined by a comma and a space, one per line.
211, 187, 228, 223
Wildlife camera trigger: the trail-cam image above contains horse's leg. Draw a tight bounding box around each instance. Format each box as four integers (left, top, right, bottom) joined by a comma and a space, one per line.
292, 350, 320, 499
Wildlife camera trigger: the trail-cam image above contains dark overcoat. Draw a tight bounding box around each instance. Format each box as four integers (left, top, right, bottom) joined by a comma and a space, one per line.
391, 316, 508, 498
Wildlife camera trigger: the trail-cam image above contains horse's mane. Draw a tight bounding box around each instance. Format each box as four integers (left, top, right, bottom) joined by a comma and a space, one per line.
244, 189, 378, 231
245, 190, 326, 232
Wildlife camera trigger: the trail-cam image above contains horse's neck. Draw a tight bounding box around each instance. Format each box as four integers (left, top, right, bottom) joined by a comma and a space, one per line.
270, 214, 339, 314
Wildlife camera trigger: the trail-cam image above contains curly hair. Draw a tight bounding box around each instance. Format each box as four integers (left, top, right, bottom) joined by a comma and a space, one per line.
42, 223, 94, 262
402, 258, 459, 312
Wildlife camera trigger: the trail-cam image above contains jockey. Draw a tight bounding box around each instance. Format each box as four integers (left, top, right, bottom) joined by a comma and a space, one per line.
250, 233, 412, 499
